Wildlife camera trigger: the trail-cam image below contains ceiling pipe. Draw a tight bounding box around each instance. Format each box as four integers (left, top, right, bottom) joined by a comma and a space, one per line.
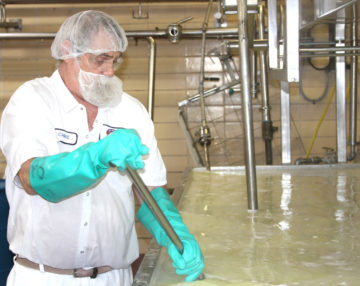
0, 27, 238, 39
1, 0, 211, 4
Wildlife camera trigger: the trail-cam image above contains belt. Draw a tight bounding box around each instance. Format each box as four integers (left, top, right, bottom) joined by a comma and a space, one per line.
16, 256, 113, 279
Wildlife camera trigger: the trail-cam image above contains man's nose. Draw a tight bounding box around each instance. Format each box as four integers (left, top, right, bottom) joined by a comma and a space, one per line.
101, 66, 115, 77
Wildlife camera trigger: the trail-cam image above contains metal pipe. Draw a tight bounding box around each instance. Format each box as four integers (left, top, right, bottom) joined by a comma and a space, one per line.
146, 37, 156, 120
300, 52, 360, 57
227, 39, 268, 52
4, 0, 211, 3
126, 166, 184, 253
0, 27, 239, 40
198, 0, 213, 171
178, 79, 240, 107
258, 4, 273, 165
236, 0, 258, 211
300, 46, 360, 53
348, 2, 358, 161
126, 166, 205, 281
0, 31, 352, 53
0, 32, 55, 38
250, 50, 257, 98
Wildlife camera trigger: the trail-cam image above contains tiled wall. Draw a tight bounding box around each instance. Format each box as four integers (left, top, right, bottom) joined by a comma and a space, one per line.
0, 3, 359, 252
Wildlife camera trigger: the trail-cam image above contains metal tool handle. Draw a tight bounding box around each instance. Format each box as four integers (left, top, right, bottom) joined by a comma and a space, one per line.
126, 166, 184, 254
126, 166, 205, 280
175, 16, 193, 25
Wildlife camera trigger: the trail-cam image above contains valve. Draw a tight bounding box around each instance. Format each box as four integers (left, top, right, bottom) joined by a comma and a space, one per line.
167, 17, 193, 43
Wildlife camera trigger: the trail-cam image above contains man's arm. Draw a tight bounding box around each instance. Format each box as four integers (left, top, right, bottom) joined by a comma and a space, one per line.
18, 158, 37, 195
15, 129, 148, 203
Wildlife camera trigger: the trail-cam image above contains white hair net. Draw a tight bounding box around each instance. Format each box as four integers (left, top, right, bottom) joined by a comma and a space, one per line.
51, 10, 128, 60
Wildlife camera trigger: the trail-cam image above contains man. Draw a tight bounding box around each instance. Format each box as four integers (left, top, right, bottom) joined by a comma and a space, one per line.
0, 10, 204, 286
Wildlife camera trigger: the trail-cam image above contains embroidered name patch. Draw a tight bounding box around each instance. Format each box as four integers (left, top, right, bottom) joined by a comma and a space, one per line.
55, 128, 78, 145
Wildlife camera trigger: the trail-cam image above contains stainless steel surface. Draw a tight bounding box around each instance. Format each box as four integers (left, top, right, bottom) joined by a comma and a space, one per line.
126, 167, 184, 254
146, 37, 156, 120
349, 3, 358, 161
268, 0, 279, 69
301, 0, 358, 30
132, 240, 162, 286
281, 81, 291, 164
335, 9, 347, 163
222, 0, 259, 14
286, 0, 300, 82
279, 4, 285, 69
237, 0, 258, 211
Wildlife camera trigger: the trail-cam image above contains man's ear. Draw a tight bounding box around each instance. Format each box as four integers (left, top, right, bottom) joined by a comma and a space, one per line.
61, 40, 73, 61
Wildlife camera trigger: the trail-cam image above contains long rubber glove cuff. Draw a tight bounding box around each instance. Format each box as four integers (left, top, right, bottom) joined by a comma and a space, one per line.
137, 187, 204, 282
30, 129, 148, 203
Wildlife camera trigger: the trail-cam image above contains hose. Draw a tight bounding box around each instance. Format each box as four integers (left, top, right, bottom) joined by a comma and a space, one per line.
299, 24, 334, 104
305, 83, 351, 158
299, 58, 331, 104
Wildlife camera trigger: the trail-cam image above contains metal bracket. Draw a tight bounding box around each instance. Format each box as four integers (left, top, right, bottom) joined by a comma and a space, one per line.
0, 2, 22, 30
132, 0, 149, 20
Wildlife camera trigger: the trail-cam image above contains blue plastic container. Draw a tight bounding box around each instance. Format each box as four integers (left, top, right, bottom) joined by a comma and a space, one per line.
0, 179, 13, 286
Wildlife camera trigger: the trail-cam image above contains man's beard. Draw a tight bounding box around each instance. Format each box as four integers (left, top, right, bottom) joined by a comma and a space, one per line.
78, 69, 123, 107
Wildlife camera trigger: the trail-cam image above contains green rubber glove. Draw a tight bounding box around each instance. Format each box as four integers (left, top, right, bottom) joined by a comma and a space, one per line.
30, 129, 148, 203
137, 187, 204, 282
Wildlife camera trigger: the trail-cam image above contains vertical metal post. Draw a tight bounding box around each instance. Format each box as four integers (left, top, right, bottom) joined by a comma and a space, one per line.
147, 37, 156, 120
198, 0, 213, 171
249, 12, 257, 99
286, 0, 299, 82
349, 2, 358, 160
250, 50, 257, 98
281, 81, 291, 164
268, 0, 278, 69
259, 4, 273, 165
236, 0, 258, 211
335, 9, 347, 163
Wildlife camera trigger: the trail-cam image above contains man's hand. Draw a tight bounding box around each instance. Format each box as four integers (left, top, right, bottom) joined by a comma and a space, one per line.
137, 187, 204, 281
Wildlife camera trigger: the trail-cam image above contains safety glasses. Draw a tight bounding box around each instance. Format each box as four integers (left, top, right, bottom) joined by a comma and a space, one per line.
83, 52, 123, 72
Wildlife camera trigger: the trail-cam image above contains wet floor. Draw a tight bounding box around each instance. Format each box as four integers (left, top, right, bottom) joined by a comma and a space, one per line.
147, 165, 360, 286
